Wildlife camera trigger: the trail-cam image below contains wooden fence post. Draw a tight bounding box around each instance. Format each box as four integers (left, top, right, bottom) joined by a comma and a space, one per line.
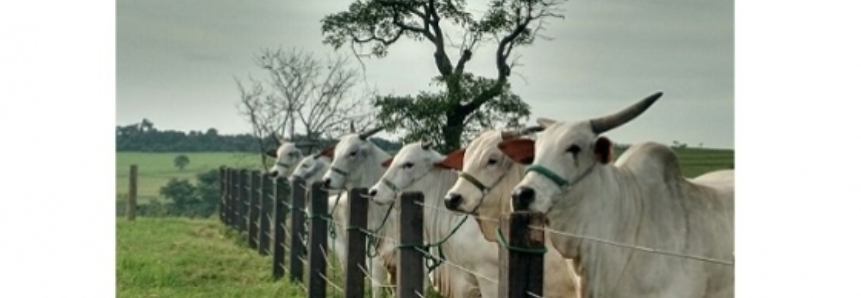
258, 174, 272, 255
344, 188, 369, 298
398, 191, 425, 298
239, 169, 251, 235
248, 171, 262, 249
272, 177, 289, 279
232, 169, 244, 231
307, 181, 329, 298
219, 166, 227, 224
499, 211, 546, 298
126, 165, 137, 221
289, 177, 307, 283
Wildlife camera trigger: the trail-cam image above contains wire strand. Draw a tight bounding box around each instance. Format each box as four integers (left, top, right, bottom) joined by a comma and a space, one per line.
412, 246, 498, 284
317, 272, 345, 293
531, 225, 735, 266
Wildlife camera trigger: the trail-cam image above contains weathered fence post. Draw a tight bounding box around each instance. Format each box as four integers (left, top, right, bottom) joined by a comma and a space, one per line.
344, 187, 369, 298
248, 171, 262, 249
232, 169, 243, 231
258, 173, 272, 255
126, 165, 137, 221
219, 166, 227, 224
238, 169, 251, 235
499, 211, 546, 298
307, 181, 329, 298
289, 177, 307, 283
398, 192, 425, 298
272, 177, 289, 279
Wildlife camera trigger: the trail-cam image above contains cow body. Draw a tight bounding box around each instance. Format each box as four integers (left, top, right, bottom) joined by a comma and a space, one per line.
505, 92, 734, 297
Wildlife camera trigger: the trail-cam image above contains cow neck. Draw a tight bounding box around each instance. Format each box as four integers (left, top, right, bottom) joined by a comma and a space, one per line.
402, 168, 469, 272
470, 162, 527, 242
346, 146, 396, 242
548, 164, 645, 296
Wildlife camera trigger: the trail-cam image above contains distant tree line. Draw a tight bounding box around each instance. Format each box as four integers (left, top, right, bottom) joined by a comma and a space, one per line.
116, 119, 403, 153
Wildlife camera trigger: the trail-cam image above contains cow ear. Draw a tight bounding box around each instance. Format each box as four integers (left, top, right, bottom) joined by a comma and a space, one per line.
265, 148, 277, 158
498, 138, 535, 165
381, 157, 394, 168
593, 136, 614, 164
434, 148, 465, 170
318, 145, 336, 159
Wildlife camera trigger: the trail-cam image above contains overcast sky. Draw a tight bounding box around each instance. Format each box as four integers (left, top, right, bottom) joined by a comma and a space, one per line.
117, 0, 733, 149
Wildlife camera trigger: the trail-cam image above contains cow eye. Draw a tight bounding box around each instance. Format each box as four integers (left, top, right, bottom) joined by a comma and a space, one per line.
301, 164, 309, 168
403, 162, 414, 169
566, 144, 581, 155
350, 151, 357, 156
488, 158, 498, 165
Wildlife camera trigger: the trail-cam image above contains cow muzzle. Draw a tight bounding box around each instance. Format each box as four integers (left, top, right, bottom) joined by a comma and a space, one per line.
443, 193, 463, 211
511, 186, 535, 211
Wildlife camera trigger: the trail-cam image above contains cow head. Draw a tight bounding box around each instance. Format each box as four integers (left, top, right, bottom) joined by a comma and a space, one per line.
320, 124, 387, 189
369, 140, 443, 205
267, 138, 304, 178
288, 154, 332, 185
507, 91, 663, 213
442, 126, 543, 214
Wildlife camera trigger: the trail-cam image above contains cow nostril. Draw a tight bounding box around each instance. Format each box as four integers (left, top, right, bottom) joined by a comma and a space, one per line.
323, 178, 332, 188
444, 193, 463, 210
269, 171, 278, 178
368, 189, 378, 197
511, 187, 535, 211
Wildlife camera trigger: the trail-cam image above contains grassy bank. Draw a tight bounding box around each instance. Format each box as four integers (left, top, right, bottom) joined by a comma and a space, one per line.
116, 217, 305, 298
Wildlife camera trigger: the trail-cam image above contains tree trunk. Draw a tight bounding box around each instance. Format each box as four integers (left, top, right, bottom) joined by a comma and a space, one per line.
442, 111, 466, 153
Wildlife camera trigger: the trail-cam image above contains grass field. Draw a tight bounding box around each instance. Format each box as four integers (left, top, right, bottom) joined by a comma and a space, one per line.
116, 152, 261, 203
116, 147, 733, 203
117, 217, 306, 298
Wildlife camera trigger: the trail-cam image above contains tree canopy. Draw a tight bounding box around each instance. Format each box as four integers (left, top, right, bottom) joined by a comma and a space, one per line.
322, 0, 566, 152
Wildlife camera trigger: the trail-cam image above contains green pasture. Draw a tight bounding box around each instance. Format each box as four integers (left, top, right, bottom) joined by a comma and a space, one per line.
116, 152, 261, 203
117, 217, 306, 298
115, 148, 733, 203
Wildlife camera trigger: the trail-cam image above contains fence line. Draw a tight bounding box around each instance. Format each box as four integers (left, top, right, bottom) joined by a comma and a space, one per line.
216, 167, 561, 298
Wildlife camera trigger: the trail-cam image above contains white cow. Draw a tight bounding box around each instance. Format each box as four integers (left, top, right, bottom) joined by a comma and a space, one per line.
438, 128, 582, 298
502, 92, 735, 297
319, 125, 411, 298
285, 154, 350, 280
266, 137, 305, 178
368, 141, 492, 298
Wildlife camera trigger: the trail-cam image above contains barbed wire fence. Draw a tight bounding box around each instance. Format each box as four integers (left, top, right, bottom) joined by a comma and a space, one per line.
215, 166, 733, 298
217, 166, 549, 298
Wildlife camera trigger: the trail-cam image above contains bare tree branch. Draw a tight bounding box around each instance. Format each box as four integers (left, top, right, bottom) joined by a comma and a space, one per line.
237, 48, 375, 150
235, 77, 273, 170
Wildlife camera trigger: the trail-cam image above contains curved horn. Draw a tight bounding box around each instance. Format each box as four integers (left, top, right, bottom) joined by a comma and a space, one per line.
590, 91, 663, 134
359, 116, 405, 140
358, 125, 385, 140
519, 125, 544, 135
501, 125, 544, 140
421, 140, 433, 150
349, 121, 356, 133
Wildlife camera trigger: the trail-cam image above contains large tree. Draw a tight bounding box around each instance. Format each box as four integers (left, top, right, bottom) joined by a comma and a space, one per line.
322, 0, 565, 151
